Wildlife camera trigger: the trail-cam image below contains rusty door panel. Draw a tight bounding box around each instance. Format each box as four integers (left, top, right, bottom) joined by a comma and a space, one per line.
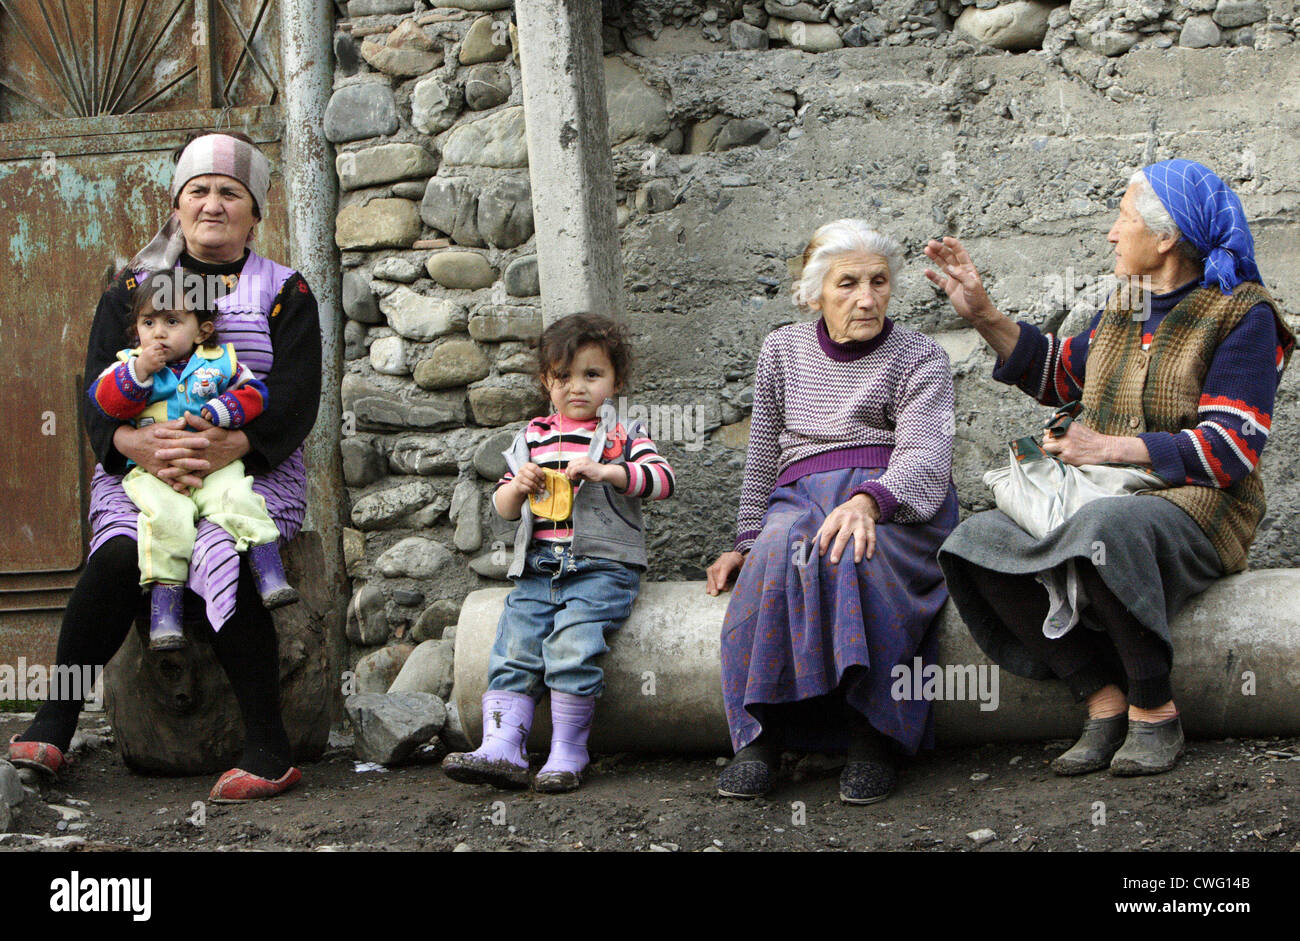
0, 107, 287, 590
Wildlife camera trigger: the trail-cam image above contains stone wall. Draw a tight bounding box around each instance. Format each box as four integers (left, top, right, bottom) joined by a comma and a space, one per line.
327, 0, 1300, 695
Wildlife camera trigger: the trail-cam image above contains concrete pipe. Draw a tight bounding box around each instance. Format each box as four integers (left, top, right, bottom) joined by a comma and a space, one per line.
452, 571, 1300, 753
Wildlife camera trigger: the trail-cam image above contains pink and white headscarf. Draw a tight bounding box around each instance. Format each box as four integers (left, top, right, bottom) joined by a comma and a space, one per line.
130, 134, 271, 271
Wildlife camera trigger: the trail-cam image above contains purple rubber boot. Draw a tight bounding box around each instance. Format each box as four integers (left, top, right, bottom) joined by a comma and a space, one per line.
249, 542, 299, 610
442, 691, 535, 789
534, 692, 596, 793
149, 583, 187, 651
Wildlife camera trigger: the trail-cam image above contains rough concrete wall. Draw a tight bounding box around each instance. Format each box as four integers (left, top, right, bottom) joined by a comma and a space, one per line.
327, 0, 1300, 683
620, 43, 1300, 573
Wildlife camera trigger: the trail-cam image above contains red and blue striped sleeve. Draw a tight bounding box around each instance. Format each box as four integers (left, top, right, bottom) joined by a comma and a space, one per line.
89, 355, 151, 420
198, 363, 268, 429
992, 314, 1100, 407
1138, 304, 1282, 488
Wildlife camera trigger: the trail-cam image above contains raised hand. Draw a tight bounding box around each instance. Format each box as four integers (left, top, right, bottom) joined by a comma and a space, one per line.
923, 237, 996, 325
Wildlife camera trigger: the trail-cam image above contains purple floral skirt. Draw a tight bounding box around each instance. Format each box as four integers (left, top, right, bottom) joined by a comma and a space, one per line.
720, 467, 958, 755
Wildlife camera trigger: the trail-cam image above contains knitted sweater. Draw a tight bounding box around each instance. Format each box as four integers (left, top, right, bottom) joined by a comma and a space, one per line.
995, 280, 1289, 491
497, 412, 675, 543
735, 316, 955, 553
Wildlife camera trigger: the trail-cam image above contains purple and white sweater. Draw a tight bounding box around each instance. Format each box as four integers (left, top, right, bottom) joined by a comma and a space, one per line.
734, 317, 955, 553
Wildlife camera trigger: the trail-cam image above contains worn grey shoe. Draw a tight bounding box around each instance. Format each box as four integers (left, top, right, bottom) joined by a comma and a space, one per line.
717, 740, 777, 799
1109, 716, 1185, 777
840, 721, 897, 804
1051, 715, 1128, 776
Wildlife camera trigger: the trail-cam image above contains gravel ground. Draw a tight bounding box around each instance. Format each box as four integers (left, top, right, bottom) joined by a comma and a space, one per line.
3, 714, 1299, 854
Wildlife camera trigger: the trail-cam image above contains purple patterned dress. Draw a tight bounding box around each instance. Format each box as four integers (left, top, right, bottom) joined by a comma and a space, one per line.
720, 317, 959, 756
87, 252, 307, 630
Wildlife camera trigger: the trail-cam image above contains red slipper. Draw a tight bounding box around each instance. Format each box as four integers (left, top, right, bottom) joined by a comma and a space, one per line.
7, 735, 67, 777
208, 766, 302, 803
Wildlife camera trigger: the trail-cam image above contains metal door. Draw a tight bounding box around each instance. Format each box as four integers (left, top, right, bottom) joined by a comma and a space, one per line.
0, 1, 286, 670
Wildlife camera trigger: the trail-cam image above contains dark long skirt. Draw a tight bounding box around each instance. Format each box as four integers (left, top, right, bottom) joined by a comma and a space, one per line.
937, 495, 1223, 681
720, 467, 959, 756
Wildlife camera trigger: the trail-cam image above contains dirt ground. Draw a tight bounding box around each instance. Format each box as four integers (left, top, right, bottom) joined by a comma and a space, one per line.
4, 712, 1300, 854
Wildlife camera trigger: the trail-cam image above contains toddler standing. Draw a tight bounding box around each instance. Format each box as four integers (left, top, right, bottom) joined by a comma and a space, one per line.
443, 313, 676, 792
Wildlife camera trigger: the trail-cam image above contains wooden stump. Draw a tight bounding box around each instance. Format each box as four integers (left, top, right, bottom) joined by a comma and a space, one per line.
103, 533, 339, 775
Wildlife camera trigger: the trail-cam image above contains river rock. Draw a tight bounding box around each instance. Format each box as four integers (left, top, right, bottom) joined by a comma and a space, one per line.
459, 15, 512, 65
765, 0, 825, 22
450, 478, 483, 552
421, 176, 483, 246
426, 251, 497, 289
473, 428, 516, 480
343, 270, 382, 324
767, 18, 844, 51
336, 199, 422, 250
352, 480, 434, 530
604, 57, 671, 144
337, 143, 437, 191
342, 374, 467, 431
387, 434, 459, 475
341, 436, 387, 486
954, 1, 1053, 50
0, 760, 24, 812
376, 537, 455, 579
468, 305, 542, 342
372, 256, 421, 283
468, 547, 511, 580
477, 178, 534, 248
1212, 0, 1266, 28
344, 528, 365, 575
464, 65, 511, 110
346, 691, 447, 766
413, 599, 463, 642
368, 334, 408, 375
413, 338, 491, 389
353, 644, 415, 694
347, 583, 388, 645
503, 255, 539, 297
381, 286, 467, 341
715, 118, 771, 151
441, 106, 527, 167
348, 0, 411, 13
730, 21, 769, 49
324, 83, 399, 143
412, 75, 464, 135
360, 36, 442, 77
388, 639, 456, 699
1180, 15, 1222, 46
469, 381, 546, 426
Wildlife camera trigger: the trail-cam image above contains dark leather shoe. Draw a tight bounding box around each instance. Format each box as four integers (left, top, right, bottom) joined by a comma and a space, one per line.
1051, 714, 1127, 776
1110, 716, 1184, 776
717, 741, 777, 799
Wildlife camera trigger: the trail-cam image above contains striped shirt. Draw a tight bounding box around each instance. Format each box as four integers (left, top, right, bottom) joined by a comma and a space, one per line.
995, 281, 1285, 489
496, 413, 675, 542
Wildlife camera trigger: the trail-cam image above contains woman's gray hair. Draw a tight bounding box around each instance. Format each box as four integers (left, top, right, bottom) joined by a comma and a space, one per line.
793, 219, 904, 309
1127, 170, 1203, 266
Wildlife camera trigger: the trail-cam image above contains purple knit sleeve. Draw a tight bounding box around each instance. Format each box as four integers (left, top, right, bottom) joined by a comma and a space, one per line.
862, 339, 955, 523
734, 333, 784, 554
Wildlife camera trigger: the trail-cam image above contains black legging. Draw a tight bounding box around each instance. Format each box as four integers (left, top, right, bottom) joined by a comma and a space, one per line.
970, 563, 1173, 709
19, 536, 291, 779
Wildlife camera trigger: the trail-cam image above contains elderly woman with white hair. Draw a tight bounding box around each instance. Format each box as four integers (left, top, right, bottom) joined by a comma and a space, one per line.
705, 219, 959, 803
932, 160, 1294, 777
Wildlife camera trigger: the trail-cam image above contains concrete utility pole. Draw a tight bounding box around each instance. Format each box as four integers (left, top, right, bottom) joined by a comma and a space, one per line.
515, 0, 626, 326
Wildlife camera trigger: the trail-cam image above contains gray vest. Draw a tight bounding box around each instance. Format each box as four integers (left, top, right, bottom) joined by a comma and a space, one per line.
492, 415, 649, 578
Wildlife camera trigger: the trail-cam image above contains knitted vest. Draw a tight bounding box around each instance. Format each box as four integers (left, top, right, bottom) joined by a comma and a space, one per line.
1080, 281, 1294, 574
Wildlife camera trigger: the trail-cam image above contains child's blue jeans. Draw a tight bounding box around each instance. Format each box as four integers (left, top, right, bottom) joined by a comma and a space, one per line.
487, 542, 641, 698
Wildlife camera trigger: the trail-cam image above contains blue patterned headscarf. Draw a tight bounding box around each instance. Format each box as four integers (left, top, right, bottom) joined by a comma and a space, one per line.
1141, 159, 1260, 295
